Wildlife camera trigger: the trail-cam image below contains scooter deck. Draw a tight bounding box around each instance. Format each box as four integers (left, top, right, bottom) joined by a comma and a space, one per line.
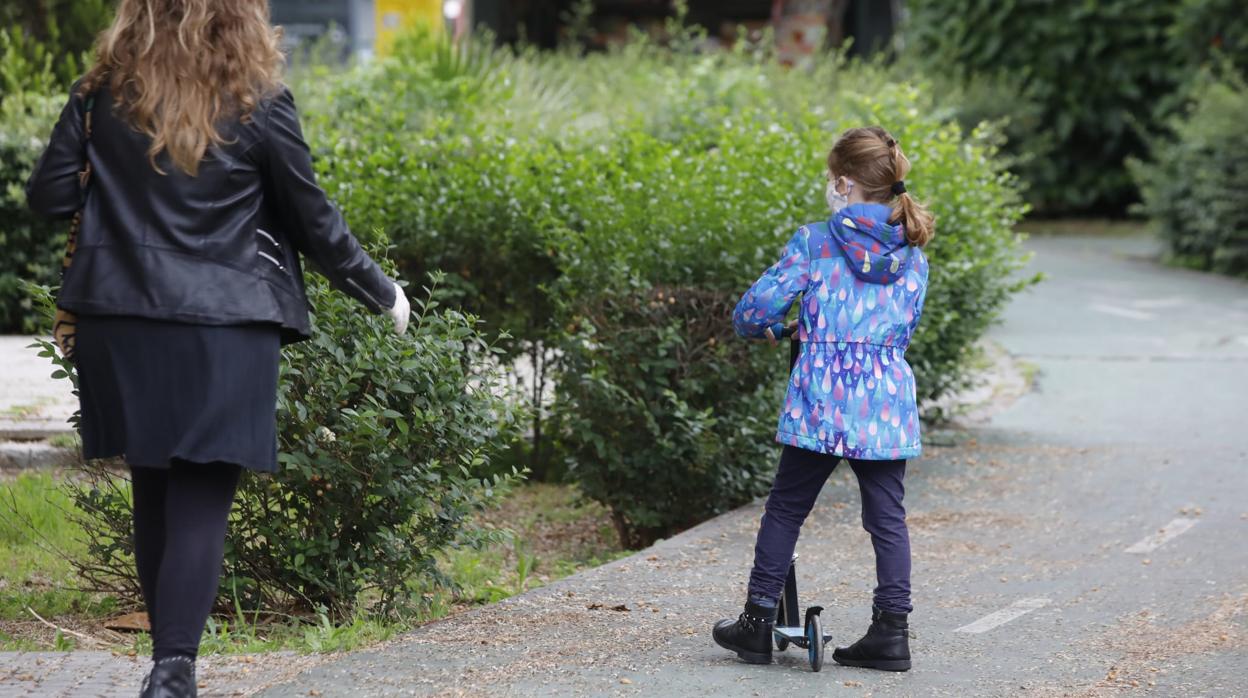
774, 626, 833, 643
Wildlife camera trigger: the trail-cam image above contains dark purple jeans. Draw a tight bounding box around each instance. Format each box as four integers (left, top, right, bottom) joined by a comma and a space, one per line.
747, 445, 912, 614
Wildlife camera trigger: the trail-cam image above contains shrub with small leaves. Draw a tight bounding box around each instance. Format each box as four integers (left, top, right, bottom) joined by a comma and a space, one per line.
1, 89, 68, 333
23, 269, 526, 620
555, 285, 779, 549
228, 270, 525, 618
288, 34, 1034, 546
1130, 70, 1248, 278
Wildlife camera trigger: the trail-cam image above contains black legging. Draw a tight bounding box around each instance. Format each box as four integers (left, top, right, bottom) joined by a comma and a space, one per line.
130, 460, 241, 660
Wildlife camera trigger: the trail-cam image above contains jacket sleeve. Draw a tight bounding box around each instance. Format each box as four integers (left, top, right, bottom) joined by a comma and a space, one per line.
907, 251, 930, 339
733, 227, 811, 339
25, 88, 89, 219
257, 87, 396, 313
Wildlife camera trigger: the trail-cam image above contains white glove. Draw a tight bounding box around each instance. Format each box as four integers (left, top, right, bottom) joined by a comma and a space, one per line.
388, 281, 410, 335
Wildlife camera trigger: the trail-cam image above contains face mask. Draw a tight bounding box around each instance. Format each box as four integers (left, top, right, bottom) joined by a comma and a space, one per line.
825, 177, 853, 213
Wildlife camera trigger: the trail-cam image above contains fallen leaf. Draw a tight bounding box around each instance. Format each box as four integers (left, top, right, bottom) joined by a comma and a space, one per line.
104, 612, 150, 633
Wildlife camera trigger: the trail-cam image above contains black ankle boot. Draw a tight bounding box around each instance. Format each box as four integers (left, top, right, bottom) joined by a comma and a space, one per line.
139, 656, 197, 698
712, 601, 777, 664
832, 607, 911, 672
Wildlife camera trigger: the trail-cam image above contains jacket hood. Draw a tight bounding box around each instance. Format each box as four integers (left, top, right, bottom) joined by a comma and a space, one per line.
829, 203, 912, 285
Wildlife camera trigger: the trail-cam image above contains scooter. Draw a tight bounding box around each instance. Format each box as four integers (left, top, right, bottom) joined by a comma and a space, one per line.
773, 555, 833, 672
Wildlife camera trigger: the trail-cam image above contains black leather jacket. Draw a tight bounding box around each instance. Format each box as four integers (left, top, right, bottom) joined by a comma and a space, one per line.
26, 83, 395, 343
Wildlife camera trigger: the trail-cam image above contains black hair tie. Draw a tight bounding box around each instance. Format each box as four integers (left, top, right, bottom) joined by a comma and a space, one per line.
891, 181, 907, 196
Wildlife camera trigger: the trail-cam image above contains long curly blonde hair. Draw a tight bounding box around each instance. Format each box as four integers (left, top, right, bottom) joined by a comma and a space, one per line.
81, 0, 284, 176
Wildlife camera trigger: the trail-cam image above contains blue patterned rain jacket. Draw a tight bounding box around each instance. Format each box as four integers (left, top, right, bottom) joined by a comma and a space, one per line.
733, 203, 929, 460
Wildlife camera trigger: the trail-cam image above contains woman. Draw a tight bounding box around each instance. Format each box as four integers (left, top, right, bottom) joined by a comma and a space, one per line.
25, 1, 408, 695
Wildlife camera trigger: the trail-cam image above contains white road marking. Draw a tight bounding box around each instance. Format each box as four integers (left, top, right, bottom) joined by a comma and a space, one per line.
1124, 517, 1199, 554
1090, 304, 1156, 321
1130, 296, 1187, 310
955, 598, 1051, 634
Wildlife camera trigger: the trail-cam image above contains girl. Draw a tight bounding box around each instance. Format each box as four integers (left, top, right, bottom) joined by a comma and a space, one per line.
713, 126, 933, 672
26, 1, 408, 695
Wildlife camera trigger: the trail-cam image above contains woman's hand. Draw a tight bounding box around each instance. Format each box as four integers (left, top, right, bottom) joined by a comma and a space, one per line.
388, 282, 411, 335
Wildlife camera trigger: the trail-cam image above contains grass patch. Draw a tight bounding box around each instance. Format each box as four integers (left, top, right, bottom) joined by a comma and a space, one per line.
1017, 218, 1149, 237
1, 397, 57, 419
0, 472, 115, 617
46, 433, 81, 450
0, 475, 624, 654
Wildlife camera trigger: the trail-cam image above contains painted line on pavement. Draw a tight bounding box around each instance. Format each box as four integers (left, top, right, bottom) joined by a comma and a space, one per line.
1124, 517, 1199, 554
1130, 296, 1187, 310
955, 598, 1050, 634
1090, 304, 1155, 321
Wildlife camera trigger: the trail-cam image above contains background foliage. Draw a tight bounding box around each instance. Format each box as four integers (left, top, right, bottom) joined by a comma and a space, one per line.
903, 0, 1178, 215
1129, 69, 1248, 277
291, 30, 1034, 545
0, 2, 113, 332
1168, 0, 1248, 78
0, 90, 66, 333
7, 14, 1033, 556
1, 0, 113, 95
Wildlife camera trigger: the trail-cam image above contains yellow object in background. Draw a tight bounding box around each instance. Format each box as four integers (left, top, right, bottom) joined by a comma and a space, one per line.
375, 0, 444, 56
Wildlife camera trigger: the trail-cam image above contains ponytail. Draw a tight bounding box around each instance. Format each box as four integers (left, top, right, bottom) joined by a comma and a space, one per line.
885, 138, 935, 247
892, 192, 935, 248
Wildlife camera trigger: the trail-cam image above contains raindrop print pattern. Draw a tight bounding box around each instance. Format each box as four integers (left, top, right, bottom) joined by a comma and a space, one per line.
733, 213, 929, 460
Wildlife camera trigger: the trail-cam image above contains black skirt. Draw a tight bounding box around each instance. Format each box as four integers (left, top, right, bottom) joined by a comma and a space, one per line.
74, 315, 281, 473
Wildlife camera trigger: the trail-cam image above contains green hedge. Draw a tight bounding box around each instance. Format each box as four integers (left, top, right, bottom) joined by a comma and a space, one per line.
0, 14, 103, 334
0, 1, 113, 92
26, 271, 525, 619
7, 29, 1034, 549
294, 36, 1034, 545
904, 0, 1178, 215
0, 89, 66, 333
1169, 0, 1248, 78
1130, 70, 1248, 277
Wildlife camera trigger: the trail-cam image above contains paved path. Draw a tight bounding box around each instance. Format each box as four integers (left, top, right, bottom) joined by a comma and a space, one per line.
0, 336, 76, 440
2, 233, 1246, 696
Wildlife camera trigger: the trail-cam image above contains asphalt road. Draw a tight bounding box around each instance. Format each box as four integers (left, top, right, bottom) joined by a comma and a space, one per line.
252, 233, 1248, 697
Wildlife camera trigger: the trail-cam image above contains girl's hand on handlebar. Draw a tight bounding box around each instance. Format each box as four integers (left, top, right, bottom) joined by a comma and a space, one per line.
765, 320, 799, 346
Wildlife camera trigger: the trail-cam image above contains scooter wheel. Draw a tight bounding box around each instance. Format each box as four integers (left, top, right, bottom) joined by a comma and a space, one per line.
775, 634, 789, 652
806, 614, 824, 672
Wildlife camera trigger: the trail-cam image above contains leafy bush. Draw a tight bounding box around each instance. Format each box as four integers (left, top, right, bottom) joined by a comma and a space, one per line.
555, 285, 779, 548
903, 0, 1178, 214
0, 2, 107, 333
24, 272, 525, 619
13, 28, 1033, 551
290, 34, 1033, 546
1130, 71, 1248, 277
231, 271, 524, 618
0, 0, 114, 92
1169, 0, 1248, 78
0, 89, 67, 333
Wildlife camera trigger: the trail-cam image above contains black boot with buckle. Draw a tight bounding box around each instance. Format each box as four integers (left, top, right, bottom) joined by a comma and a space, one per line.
139, 655, 197, 698
832, 606, 911, 672
712, 600, 777, 665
